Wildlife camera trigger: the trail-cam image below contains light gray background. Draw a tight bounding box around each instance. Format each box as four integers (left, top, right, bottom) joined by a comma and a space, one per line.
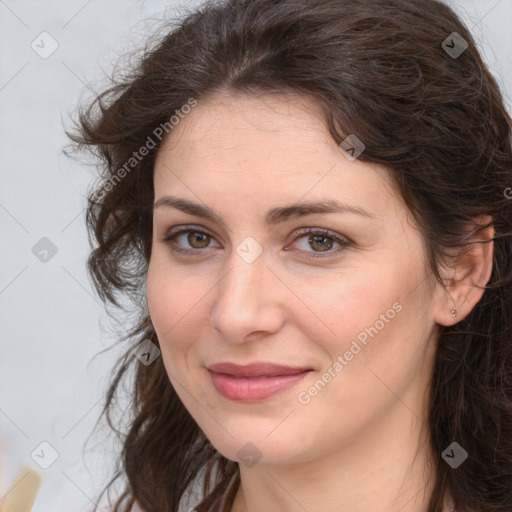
1, 1, 511, 510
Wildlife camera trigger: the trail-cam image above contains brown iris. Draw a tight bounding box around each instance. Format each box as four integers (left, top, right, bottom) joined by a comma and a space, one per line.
187, 232, 210, 249
308, 233, 333, 252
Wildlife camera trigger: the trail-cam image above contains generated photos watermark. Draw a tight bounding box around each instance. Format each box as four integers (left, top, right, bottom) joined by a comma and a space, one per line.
297, 301, 403, 405
94, 97, 197, 201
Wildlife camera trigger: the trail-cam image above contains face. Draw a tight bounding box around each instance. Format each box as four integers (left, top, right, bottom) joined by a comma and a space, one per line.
146, 92, 441, 466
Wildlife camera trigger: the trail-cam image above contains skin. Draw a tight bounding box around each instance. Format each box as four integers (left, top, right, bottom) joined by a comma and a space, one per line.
146, 91, 493, 512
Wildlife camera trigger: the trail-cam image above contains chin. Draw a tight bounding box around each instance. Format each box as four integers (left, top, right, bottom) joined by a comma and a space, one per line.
201, 423, 310, 467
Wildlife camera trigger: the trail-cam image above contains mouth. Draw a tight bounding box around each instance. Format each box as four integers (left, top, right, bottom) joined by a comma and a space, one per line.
207, 362, 314, 402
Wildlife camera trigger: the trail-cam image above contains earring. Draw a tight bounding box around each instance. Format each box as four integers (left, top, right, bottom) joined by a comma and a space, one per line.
450, 306, 457, 317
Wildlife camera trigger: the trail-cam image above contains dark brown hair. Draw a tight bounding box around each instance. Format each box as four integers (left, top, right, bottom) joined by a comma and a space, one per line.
64, 0, 512, 511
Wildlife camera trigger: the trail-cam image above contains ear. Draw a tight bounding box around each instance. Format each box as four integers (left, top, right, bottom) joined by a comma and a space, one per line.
433, 217, 494, 326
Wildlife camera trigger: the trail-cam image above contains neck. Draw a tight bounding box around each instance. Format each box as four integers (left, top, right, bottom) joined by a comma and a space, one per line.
230, 399, 437, 512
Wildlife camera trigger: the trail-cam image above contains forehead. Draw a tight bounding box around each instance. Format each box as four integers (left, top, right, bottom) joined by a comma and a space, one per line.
156, 91, 330, 163
153, 92, 399, 216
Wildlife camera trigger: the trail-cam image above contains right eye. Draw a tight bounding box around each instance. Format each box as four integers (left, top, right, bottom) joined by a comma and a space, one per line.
160, 226, 221, 255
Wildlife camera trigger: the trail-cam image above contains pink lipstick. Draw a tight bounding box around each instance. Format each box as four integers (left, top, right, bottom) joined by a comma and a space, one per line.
207, 362, 312, 402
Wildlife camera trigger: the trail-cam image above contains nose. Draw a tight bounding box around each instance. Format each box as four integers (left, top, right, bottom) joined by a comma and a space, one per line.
210, 247, 286, 344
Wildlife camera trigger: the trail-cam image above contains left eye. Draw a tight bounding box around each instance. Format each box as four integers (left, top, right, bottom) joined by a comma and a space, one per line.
292, 229, 348, 257
161, 227, 350, 259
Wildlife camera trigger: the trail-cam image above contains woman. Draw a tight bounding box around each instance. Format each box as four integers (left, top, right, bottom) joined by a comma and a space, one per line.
66, 0, 512, 511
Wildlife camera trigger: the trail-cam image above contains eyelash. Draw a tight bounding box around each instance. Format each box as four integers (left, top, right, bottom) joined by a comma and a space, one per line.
160, 225, 350, 259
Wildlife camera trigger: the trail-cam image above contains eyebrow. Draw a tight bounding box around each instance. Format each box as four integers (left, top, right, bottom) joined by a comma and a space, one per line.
153, 195, 375, 226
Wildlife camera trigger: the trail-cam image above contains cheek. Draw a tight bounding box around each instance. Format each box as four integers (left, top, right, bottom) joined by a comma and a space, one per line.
146, 263, 174, 333
308, 254, 426, 380
303, 268, 401, 350
317, 270, 431, 403
146, 262, 205, 398
146, 259, 201, 347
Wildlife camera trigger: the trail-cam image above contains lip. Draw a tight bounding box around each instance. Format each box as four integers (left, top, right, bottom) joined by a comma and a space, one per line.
207, 362, 313, 402
208, 362, 312, 377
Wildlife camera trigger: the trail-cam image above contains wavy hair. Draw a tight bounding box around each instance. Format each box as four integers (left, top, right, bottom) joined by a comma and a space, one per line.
65, 0, 512, 511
